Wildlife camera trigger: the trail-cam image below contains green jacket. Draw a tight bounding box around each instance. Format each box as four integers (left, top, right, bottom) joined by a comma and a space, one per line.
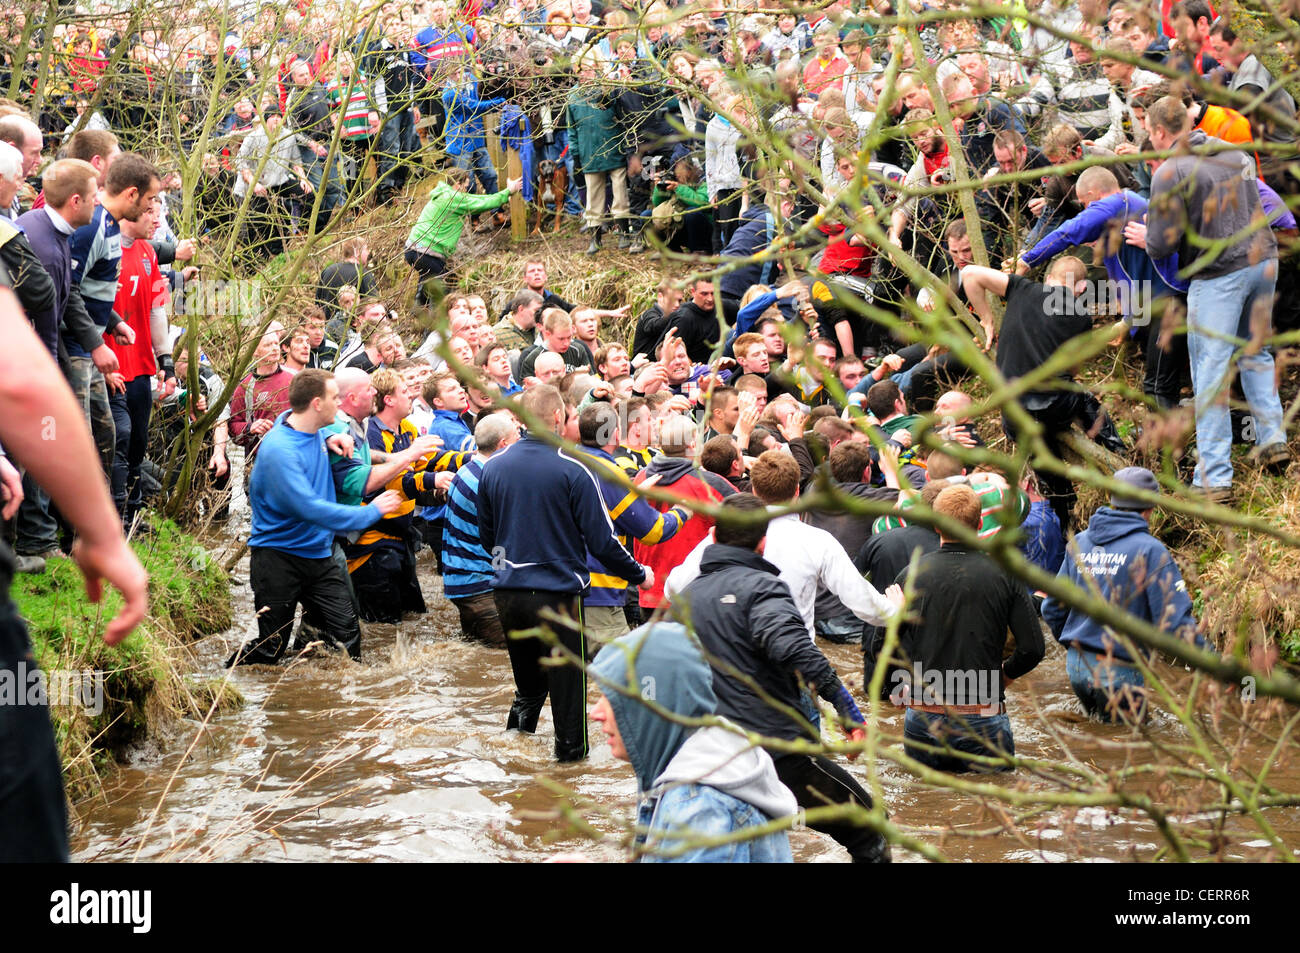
565, 88, 624, 175
652, 180, 708, 208
324, 413, 371, 506
406, 180, 510, 257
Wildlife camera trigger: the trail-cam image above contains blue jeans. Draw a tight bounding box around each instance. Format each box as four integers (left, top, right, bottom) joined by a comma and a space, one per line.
637, 782, 793, 863
848, 342, 963, 408
452, 146, 499, 195
1186, 260, 1286, 488
541, 130, 583, 215
1065, 645, 1147, 723
903, 709, 1014, 773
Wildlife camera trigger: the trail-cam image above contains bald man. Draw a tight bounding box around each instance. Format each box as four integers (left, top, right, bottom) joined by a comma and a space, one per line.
964, 255, 1124, 527
1012, 165, 1186, 409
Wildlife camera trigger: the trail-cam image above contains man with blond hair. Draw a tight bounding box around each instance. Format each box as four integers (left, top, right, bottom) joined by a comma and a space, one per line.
344, 367, 454, 623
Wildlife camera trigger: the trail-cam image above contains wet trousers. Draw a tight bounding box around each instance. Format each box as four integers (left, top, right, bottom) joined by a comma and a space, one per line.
493, 587, 587, 762
0, 573, 68, 861
772, 753, 890, 863
350, 542, 426, 624
230, 547, 362, 665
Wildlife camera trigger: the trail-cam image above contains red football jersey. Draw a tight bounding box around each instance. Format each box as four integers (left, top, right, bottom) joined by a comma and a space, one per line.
106, 238, 168, 381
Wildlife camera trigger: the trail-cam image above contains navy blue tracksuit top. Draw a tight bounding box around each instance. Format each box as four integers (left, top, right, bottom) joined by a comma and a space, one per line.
477, 435, 646, 594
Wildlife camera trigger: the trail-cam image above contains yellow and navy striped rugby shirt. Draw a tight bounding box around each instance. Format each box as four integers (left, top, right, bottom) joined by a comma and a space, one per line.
344, 416, 471, 573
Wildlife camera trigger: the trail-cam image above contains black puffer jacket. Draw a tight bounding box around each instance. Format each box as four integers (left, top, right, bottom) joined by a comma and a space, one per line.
671, 544, 851, 742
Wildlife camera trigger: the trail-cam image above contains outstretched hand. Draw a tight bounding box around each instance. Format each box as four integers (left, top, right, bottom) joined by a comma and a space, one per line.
73, 535, 149, 647
325, 432, 354, 457
1124, 220, 1147, 249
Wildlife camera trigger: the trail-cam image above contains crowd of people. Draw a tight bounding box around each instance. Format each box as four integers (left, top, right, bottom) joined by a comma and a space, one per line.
1, 0, 1296, 863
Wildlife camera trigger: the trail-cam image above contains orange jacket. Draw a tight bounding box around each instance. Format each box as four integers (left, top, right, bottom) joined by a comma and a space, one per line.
1197, 103, 1259, 171
802, 54, 849, 97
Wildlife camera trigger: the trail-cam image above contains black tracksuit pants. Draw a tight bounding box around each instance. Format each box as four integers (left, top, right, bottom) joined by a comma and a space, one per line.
773, 752, 890, 863
493, 587, 588, 762
1134, 309, 1189, 410
230, 547, 362, 666
0, 562, 68, 862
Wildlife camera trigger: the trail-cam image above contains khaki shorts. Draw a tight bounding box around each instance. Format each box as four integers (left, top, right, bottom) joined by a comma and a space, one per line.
582, 604, 630, 645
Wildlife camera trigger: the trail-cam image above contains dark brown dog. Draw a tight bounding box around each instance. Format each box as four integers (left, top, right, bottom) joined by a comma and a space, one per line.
532, 158, 568, 234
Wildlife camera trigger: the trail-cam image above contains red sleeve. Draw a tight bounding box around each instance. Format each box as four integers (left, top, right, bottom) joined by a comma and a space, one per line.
229, 377, 251, 443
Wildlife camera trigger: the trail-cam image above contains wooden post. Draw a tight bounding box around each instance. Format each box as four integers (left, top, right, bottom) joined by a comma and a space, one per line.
489, 111, 526, 241
507, 147, 526, 242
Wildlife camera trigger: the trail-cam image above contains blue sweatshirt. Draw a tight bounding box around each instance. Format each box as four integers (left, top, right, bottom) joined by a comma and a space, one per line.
427, 408, 475, 453
442, 78, 505, 156
1021, 191, 1185, 314
249, 412, 385, 558
477, 434, 646, 593
1041, 507, 1202, 662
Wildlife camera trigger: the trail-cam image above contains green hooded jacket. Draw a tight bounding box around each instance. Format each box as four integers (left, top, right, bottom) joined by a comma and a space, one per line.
406, 179, 510, 258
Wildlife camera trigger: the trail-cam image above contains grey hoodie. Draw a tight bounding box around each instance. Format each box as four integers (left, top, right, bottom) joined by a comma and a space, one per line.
653, 722, 799, 821
1145, 130, 1277, 280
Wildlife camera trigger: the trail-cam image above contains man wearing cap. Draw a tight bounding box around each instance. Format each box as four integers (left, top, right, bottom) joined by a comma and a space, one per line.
1042, 467, 1203, 723
729, 18, 774, 71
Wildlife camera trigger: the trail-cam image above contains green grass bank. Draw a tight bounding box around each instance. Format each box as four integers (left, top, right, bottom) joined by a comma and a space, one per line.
12, 520, 238, 800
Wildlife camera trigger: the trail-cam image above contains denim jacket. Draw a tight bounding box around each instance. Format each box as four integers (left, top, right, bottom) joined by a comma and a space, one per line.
636, 783, 793, 863
590, 625, 797, 864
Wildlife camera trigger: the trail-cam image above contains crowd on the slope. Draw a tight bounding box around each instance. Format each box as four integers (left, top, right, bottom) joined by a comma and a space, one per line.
2, 0, 1295, 864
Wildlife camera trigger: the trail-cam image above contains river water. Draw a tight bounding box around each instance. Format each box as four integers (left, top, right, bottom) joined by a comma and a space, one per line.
71, 536, 1300, 863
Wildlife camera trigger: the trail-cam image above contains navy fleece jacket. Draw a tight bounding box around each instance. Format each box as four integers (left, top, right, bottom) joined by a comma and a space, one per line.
477, 434, 646, 593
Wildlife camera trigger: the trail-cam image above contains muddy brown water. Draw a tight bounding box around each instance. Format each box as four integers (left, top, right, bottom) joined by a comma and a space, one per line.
71, 540, 1300, 863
